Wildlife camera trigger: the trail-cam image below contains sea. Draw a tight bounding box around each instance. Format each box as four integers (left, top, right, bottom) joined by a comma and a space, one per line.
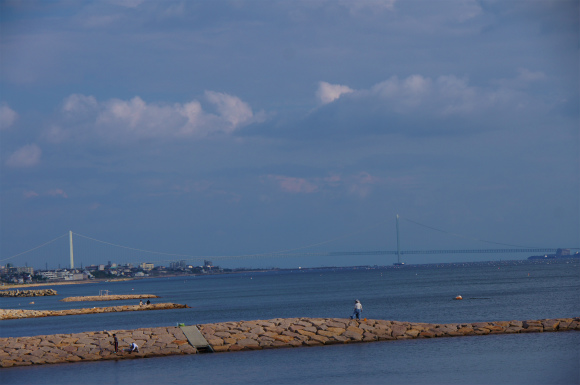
1, 260, 579, 385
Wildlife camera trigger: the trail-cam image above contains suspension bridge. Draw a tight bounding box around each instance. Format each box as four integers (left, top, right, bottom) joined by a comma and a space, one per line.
1, 215, 575, 270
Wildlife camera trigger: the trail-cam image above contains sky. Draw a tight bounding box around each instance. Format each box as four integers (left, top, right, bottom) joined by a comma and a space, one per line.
1, 0, 578, 269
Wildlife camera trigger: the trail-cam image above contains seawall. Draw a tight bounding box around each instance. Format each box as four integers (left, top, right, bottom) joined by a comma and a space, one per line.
1, 317, 578, 368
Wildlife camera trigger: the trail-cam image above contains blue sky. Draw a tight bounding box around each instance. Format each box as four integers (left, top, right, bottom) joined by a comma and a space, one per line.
1, 0, 578, 269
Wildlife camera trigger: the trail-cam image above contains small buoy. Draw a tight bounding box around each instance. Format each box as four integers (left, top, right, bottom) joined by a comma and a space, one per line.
454, 295, 463, 300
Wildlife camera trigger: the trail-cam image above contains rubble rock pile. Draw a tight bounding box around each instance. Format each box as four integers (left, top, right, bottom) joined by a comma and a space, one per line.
198, 317, 580, 353
0, 289, 57, 297
0, 327, 195, 367
1, 316, 577, 367
0, 303, 189, 320
61, 294, 160, 302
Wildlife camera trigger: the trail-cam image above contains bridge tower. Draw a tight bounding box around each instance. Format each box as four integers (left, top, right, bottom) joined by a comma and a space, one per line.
394, 215, 404, 265
69, 231, 74, 269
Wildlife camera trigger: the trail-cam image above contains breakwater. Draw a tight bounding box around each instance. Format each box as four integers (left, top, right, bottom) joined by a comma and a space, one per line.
0, 327, 194, 367
0, 289, 57, 298
1, 317, 577, 367
61, 294, 159, 302
0, 303, 189, 320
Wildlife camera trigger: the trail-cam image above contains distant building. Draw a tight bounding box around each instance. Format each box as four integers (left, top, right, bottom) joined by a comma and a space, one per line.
528, 248, 577, 260
170, 260, 186, 269
140, 262, 154, 270
9, 266, 34, 275
40, 271, 59, 280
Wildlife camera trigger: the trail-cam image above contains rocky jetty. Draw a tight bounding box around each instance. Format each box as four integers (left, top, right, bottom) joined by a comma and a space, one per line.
61, 294, 159, 302
199, 316, 580, 352
0, 303, 189, 320
0, 289, 57, 297
0, 327, 195, 367
1, 317, 577, 367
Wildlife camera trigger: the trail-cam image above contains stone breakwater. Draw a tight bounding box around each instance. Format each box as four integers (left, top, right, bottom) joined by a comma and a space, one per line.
0, 289, 57, 297
61, 294, 160, 302
0, 327, 195, 367
199, 316, 580, 352
0, 303, 189, 320
1, 317, 577, 368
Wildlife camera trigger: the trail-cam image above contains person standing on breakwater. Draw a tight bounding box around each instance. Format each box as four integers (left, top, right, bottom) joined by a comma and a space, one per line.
113, 334, 118, 353
351, 300, 362, 320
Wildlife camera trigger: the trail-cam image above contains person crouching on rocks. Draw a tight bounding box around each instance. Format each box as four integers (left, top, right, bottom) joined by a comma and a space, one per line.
128, 342, 139, 353
351, 300, 362, 320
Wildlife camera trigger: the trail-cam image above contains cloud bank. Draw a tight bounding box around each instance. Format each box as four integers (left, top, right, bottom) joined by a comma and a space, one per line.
5, 144, 42, 168
0, 104, 18, 130
50, 91, 264, 144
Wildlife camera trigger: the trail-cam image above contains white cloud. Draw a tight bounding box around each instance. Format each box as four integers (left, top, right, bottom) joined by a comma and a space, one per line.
205, 91, 255, 132
0, 104, 18, 130
347, 172, 380, 198
268, 175, 319, 194
453, 0, 482, 22
23, 191, 39, 199
5, 144, 42, 168
55, 92, 264, 143
371, 75, 433, 109
493, 68, 548, 90
304, 72, 554, 138
47, 189, 68, 198
517, 68, 546, 83
83, 14, 123, 28
63, 94, 98, 114
364, 74, 508, 115
316, 82, 354, 104
108, 0, 144, 8
266, 172, 384, 198
340, 0, 396, 13
43, 124, 70, 144
22, 189, 68, 199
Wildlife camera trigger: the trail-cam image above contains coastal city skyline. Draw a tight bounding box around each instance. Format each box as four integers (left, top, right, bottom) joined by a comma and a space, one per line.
1, 1, 578, 269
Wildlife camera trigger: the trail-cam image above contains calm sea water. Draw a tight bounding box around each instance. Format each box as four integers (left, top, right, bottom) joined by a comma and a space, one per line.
1, 261, 579, 384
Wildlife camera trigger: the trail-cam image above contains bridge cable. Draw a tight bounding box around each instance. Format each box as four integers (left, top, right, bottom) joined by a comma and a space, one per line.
400, 217, 542, 249
72, 232, 199, 259
72, 220, 389, 262
0, 233, 68, 262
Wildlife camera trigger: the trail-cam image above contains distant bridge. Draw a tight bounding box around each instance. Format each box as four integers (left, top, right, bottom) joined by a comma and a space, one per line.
2, 214, 577, 269
263, 248, 561, 258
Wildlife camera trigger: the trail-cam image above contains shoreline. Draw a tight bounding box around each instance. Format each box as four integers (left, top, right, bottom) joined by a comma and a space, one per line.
1, 316, 578, 368
3, 258, 577, 290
